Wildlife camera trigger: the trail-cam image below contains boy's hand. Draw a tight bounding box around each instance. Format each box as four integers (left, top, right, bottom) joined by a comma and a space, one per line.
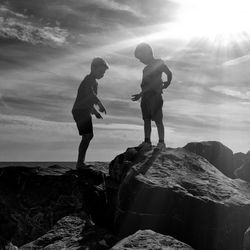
163, 81, 171, 89
131, 93, 142, 101
97, 102, 107, 114
95, 112, 103, 119
98, 104, 107, 114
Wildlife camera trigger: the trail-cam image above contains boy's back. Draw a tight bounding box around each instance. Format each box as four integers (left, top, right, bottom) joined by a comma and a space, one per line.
72, 74, 98, 112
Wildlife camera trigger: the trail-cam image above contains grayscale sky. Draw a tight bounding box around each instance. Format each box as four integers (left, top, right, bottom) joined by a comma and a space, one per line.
1, 0, 250, 161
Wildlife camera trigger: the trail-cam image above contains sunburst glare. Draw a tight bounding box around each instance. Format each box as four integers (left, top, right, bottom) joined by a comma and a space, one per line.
172, 0, 250, 46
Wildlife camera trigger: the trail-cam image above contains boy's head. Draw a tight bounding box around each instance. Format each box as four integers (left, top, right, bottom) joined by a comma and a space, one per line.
134, 43, 154, 65
91, 57, 109, 79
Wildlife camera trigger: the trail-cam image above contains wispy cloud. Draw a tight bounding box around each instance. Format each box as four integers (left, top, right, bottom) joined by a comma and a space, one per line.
86, 0, 142, 17
223, 54, 250, 66
0, 4, 69, 46
0, 4, 26, 18
211, 86, 250, 101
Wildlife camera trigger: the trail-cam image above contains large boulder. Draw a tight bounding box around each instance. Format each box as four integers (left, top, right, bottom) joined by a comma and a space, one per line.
0, 164, 109, 247
184, 141, 235, 178
110, 229, 194, 250
112, 147, 250, 250
20, 215, 115, 250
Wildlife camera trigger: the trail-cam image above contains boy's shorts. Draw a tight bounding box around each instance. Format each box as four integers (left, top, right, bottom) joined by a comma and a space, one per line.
72, 109, 93, 135
141, 92, 163, 122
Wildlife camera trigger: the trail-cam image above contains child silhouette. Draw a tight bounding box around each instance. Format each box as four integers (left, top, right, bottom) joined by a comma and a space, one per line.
72, 57, 109, 169
131, 43, 172, 151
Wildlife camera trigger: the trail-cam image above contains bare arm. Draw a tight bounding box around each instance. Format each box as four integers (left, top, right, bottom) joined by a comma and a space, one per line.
90, 85, 107, 114
90, 85, 101, 105
91, 107, 103, 119
162, 64, 172, 89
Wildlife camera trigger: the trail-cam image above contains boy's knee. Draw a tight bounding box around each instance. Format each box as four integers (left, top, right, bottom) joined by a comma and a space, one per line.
87, 133, 94, 140
155, 120, 163, 126
82, 133, 94, 140
144, 119, 151, 124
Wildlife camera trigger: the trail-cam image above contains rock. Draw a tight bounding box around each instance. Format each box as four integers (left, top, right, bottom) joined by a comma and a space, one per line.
4, 144, 250, 250
234, 151, 250, 182
244, 226, 250, 250
184, 141, 235, 178
113, 147, 250, 250
110, 229, 194, 250
109, 147, 139, 183
4, 242, 18, 250
20, 215, 116, 250
235, 161, 250, 182
233, 152, 248, 171
0, 200, 17, 249
0, 164, 109, 247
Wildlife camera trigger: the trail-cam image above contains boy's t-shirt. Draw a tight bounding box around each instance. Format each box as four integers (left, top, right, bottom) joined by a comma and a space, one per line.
72, 74, 98, 113
141, 59, 168, 97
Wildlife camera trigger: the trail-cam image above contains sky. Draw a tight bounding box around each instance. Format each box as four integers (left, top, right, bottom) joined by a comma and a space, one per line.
0, 0, 250, 162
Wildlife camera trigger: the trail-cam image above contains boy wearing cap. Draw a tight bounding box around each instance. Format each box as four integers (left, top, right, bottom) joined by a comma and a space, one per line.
131, 43, 172, 151
72, 57, 109, 169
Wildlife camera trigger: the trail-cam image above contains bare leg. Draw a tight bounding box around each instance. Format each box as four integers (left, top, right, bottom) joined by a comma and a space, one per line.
77, 133, 93, 167
144, 119, 151, 142
155, 120, 164, 142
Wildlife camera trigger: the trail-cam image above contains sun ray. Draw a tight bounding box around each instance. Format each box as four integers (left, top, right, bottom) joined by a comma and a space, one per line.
171, 0, 250, 47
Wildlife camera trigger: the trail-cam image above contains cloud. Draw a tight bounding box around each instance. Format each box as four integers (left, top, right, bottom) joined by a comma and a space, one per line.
85, 0, 142, 16
211, 86, 250, 101
0, 4, 69, 46
0, 113, 140, 161
6, 0, 143, 36
0, 113, 74, 133
95, 122, 142, 131
0, 113, 142, 140
223, 54, 250, 67
0, 4, 26, 18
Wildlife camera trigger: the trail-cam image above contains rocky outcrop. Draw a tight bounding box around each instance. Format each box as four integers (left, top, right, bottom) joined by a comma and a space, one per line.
20, 216, 115, 250
184, 141, 235, 178
110, 229, 194, 250
112, 147, 250, 250
3, 142, 250, 250
0, 164, 109, 247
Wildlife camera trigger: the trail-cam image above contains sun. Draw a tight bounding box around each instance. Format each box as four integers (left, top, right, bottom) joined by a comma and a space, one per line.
172, 0, 250, 46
